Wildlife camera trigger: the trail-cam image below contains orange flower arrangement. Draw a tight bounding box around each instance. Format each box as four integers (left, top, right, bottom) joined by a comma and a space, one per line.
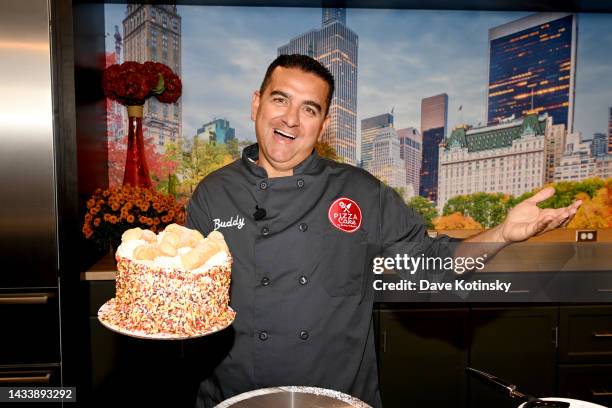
82, 185, 186, 250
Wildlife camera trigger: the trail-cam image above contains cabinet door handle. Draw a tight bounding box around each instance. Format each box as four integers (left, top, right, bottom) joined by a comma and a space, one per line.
382, 330, 387, 353
0, 373, 51, 384
0, 293, 52, 305
591, 390, 612, 397
592, 332, 612, 338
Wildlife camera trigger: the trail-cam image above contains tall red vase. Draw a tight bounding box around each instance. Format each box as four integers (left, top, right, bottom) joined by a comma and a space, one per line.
123, 105, 152, 187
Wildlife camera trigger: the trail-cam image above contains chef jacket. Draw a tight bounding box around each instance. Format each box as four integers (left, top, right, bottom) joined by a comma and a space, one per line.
186, 143, 459, 408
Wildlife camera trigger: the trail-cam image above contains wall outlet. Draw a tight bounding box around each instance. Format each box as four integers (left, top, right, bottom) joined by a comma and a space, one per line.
576, 230, 597, 242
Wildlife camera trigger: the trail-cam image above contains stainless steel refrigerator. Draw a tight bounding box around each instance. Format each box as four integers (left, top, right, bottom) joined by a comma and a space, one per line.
0, 0, 62, 388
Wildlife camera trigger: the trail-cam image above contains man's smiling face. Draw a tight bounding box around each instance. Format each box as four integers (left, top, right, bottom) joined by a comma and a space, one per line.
251, 66, 330, 177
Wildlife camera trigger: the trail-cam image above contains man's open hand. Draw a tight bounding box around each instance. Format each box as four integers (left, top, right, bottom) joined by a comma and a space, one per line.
498, 186, 582, 243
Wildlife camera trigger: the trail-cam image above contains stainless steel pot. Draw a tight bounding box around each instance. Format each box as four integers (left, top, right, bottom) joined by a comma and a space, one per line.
215, 386, 372, 408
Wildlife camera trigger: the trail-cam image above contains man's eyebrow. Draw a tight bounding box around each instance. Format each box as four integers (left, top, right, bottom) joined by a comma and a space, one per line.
270, 90, 290, 99
303, 100, 322, 114
269, 90, 322, 114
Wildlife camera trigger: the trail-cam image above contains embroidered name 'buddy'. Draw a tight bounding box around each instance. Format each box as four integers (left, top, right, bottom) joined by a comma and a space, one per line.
213, 215, 245, 230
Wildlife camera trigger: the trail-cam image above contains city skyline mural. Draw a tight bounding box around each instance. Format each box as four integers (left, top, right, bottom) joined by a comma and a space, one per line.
103, 5, 611, 229
105, 6, 612, 143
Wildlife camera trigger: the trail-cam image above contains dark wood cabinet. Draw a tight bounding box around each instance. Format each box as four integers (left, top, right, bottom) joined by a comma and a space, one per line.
558, 306, 612, 406
558, 364, 612, 407
377, 305, 612, 408
378, 307, 469, 408
559, 306, 612, 364
469, 307, 557, 408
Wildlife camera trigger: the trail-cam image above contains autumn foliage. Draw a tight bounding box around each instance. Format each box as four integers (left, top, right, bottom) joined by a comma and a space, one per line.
441, 178, 611, 229
433, 212, 483, 230
315, 141, 342, 162
567, 182, 612, 228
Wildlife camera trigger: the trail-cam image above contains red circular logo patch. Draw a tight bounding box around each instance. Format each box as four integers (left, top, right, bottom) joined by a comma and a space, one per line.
328, 197, 362, 233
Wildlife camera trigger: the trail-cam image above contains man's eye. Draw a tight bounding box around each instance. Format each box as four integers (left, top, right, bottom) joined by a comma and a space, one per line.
304, 107, 316, 116
273, 97, 286, 104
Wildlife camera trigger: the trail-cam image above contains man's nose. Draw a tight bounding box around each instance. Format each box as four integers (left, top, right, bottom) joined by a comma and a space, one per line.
281, 104, 300, 127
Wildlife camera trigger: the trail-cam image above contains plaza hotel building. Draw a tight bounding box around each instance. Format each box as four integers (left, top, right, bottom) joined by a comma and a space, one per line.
437, 114, 554, 212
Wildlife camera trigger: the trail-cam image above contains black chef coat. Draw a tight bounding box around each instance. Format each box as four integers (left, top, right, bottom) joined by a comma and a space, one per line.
186, 143, 458, 408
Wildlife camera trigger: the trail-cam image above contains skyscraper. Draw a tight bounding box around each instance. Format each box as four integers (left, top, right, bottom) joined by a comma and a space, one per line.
420, 93, 448, 137
487, 13, 577, 131
591, 132, 608, 157
397, 127, 421, 199
360, 113, 393, 171
123, 5, 182, 150
278, 8, 358, 165
609, 107, 612, 154
419, 94, 448, 203
106, 28, 125, 143
371, 127, 408, 197
196, 118, 236, 145
322, 8, 345, 26
419, 127, 444, 203
544, 123, 566, 182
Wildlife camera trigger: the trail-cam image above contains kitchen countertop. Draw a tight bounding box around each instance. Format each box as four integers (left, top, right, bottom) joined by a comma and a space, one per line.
81, 229, 612, 281
81, 253, 117, 281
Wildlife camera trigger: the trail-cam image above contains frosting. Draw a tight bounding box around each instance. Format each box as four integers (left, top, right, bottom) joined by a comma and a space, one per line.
116, 231, 229, 273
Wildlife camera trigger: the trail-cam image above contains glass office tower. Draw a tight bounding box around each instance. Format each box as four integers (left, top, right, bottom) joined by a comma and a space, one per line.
419, 126, 445, 203
487, 13, 576, 131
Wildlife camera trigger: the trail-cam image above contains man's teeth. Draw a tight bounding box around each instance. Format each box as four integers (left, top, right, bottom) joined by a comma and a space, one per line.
274, 129, 296, 140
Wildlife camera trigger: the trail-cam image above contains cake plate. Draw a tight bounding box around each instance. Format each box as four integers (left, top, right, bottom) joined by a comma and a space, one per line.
97, 299, 235, 340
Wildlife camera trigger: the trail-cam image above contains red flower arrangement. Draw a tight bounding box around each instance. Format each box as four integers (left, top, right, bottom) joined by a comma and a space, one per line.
102, 61, 182, 106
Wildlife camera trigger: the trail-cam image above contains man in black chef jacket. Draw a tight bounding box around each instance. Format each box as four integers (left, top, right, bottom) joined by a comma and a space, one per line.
186, 54, 581, 408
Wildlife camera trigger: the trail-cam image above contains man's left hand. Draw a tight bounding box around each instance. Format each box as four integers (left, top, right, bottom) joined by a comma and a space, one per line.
497, 186, 582, 243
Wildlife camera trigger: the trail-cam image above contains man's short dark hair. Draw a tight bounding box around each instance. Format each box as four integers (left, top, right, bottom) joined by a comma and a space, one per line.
259, 54, 335, 116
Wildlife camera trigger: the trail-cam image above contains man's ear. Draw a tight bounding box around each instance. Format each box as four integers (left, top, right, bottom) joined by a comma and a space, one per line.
250, 91, 261, 122
317, 115, 331, 141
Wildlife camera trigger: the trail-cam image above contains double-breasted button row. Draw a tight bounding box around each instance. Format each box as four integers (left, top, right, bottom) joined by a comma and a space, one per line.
260, 180, 303, 189
258, 330, 308, 341
263, 223, 308, 235
260, 276, 307, 286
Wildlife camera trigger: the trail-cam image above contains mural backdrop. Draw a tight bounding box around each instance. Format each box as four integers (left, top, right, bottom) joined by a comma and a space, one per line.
103, 5, 612, 230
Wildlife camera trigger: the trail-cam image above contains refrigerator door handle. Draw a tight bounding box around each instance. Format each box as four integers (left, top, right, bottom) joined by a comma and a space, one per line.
0, 293, 53, 305
0, 373, 51, 384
